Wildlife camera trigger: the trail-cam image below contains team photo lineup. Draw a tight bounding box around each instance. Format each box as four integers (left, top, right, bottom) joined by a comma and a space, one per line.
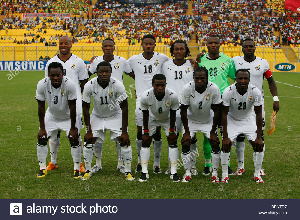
36, 33, 279, 184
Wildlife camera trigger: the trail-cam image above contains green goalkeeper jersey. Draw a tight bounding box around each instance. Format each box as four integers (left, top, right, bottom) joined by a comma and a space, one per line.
198, 53, 236, 94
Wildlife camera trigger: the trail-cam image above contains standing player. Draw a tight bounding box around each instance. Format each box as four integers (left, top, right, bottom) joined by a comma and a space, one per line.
36, 62, 81, 178
88, 38, 132, 173
221, 69, 264, 183
197, 35, 236, 175
82, 61, 134, 181
180, 67, 222, 182
45, 36, 89, 174
232, 38, 279, 175
139, 74, 180, 182
128, 34, 170, 174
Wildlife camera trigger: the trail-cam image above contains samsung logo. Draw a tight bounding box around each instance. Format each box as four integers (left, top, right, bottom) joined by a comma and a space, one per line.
275, 63, 295, 71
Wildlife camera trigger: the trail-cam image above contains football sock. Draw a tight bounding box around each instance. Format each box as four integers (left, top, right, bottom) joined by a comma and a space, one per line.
116, 142, 123, 167
83, 144, 93, 171
181, 151, 192, 176
136, 139, 142, 164
37, 143, 48, 170
121, 145, 132, 173
140, 147, 150, 174
212, 151, 220, 175
169, 146, 179, 175
153, 139, 162, 167
254, 145, 265, 176
190, 142, 197, 168
49, 138, 59, 164
93, 142, 103, 168
203, 135, 212, 167
71, 144, 81, 170
221, 151, 230, 178
236, 141, 245, 169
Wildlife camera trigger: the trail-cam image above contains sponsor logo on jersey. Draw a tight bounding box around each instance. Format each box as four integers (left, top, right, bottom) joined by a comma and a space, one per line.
185, 68, 191, 74
109, 90, 113, 97
166, 101, 170, 107
255, 64, 260, 71
221, 63, 226, 70
114, 63, 120, 69
154, 60, 159, 66
206, 94, 210, 100
249, 96, 252, 102
61, 90, 65, 96
71, 64, 76, 69
274, 63, 295, 71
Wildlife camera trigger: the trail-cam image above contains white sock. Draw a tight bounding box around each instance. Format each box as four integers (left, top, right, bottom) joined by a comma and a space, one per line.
93, 142, 103, 168
221, 152, 230, 178
49, 138, 59, 164
37, 144, 48, 170
140, 147, 150, 174
190, 142, 198, 167
153, 140, 162, 167
121, 145, 132, 173
236, 141, 245, 169
71, 144, 81, 170
254, 145, 265, 176
181, 152, 192, 176
136, 139, 142, 164
211, 151, 220, 176
169, 146, 179, 174
116, 142, 123, 166
83, 144, 93, 171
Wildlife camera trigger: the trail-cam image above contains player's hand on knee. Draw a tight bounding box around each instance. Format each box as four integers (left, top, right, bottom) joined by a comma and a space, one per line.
167, 133, 178, 145
142, 134, 152, 147
37, 129, 48, 144
84, 131, 95, 144
222, 137, 231, 153
254, 138, 264, 152
209, 131, 220, 146
119, 132, 130, 146
181, 132, 191, 147
68, 128, 79, 144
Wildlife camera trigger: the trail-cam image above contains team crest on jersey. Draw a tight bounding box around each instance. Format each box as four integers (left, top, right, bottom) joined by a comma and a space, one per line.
185, 68, 191, 74
206, 94, 210, 100
166, 101, 170, 107
154, 60, 159, 66
71, 64, 76, 69
248, 96, 253, 102
221, 63, 226, 70
109, 90, 113, 97
255, 64, 260, 71
114, 63, 120, 69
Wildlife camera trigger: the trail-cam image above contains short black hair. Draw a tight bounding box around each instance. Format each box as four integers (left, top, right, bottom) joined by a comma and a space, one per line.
96, 61, 112, 72
142, 34, 156, 43
48, 62, 64, 74
152, 74, 166, 84
170, 39, 191, 57
194, 66, 208, 78
235, 69, 250, 77
208, 34, 220, 39
242, 37, 255, 46
103, 38, 115, 45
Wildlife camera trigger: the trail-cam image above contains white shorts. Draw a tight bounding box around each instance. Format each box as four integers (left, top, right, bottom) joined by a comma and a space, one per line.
227, 115, 257, 143
183, 118, 214, 139
147, 118, 170, 136
90, 113, 122, 143
135, 99, 143, 127
45, 111, 80, 139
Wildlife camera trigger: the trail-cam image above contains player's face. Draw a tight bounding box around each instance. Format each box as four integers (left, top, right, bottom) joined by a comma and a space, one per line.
173, 43, 186, 60
207, 37, 220, 54
142, 38, 156, 53
242, 41, 255, 57
49, 67, 63, 88
97, 66, 112, 83
152, 79, 166, 97
59, 37, 72, 55
236, 71, 250, 92
102, 40, 115, 56
194, 71, 208, 91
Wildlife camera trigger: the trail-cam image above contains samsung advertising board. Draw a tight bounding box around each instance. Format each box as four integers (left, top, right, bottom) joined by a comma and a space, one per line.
0, 61, 47, 71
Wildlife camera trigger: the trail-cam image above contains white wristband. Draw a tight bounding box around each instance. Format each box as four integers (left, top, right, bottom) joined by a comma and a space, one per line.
273, 96, 279, 102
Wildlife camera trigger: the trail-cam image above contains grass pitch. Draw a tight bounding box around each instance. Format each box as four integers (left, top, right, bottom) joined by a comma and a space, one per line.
0, 70, 299, 199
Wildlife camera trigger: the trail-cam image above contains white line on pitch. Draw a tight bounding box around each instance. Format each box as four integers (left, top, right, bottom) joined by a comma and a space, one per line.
275, 81, 300, 89
265, 96, 300, 98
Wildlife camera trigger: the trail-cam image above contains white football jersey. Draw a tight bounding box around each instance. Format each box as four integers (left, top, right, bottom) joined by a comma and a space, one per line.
233, 56, 272, 93
140, 87, 179, 121
45, 54, 89, 115
36, 77, 77, 120
162, 59, 194, 100
128, 52, 169, 100
181, 81, 222, 123
89, 55, 132, 82
82, 77, 127, 118
222, 83, 263, 121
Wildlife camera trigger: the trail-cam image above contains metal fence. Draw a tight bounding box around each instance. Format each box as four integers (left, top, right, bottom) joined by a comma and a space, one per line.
0, 46, 299, 63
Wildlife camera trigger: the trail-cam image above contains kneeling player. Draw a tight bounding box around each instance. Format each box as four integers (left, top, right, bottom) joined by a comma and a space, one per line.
221, 69, 264, 183
139, 74, 180, 182
36, 62, 81, 178
82, 61, 134, 181
180, 67, 222, 182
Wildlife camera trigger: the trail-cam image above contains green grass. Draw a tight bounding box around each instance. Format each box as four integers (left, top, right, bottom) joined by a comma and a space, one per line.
0, 70, 299, 199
